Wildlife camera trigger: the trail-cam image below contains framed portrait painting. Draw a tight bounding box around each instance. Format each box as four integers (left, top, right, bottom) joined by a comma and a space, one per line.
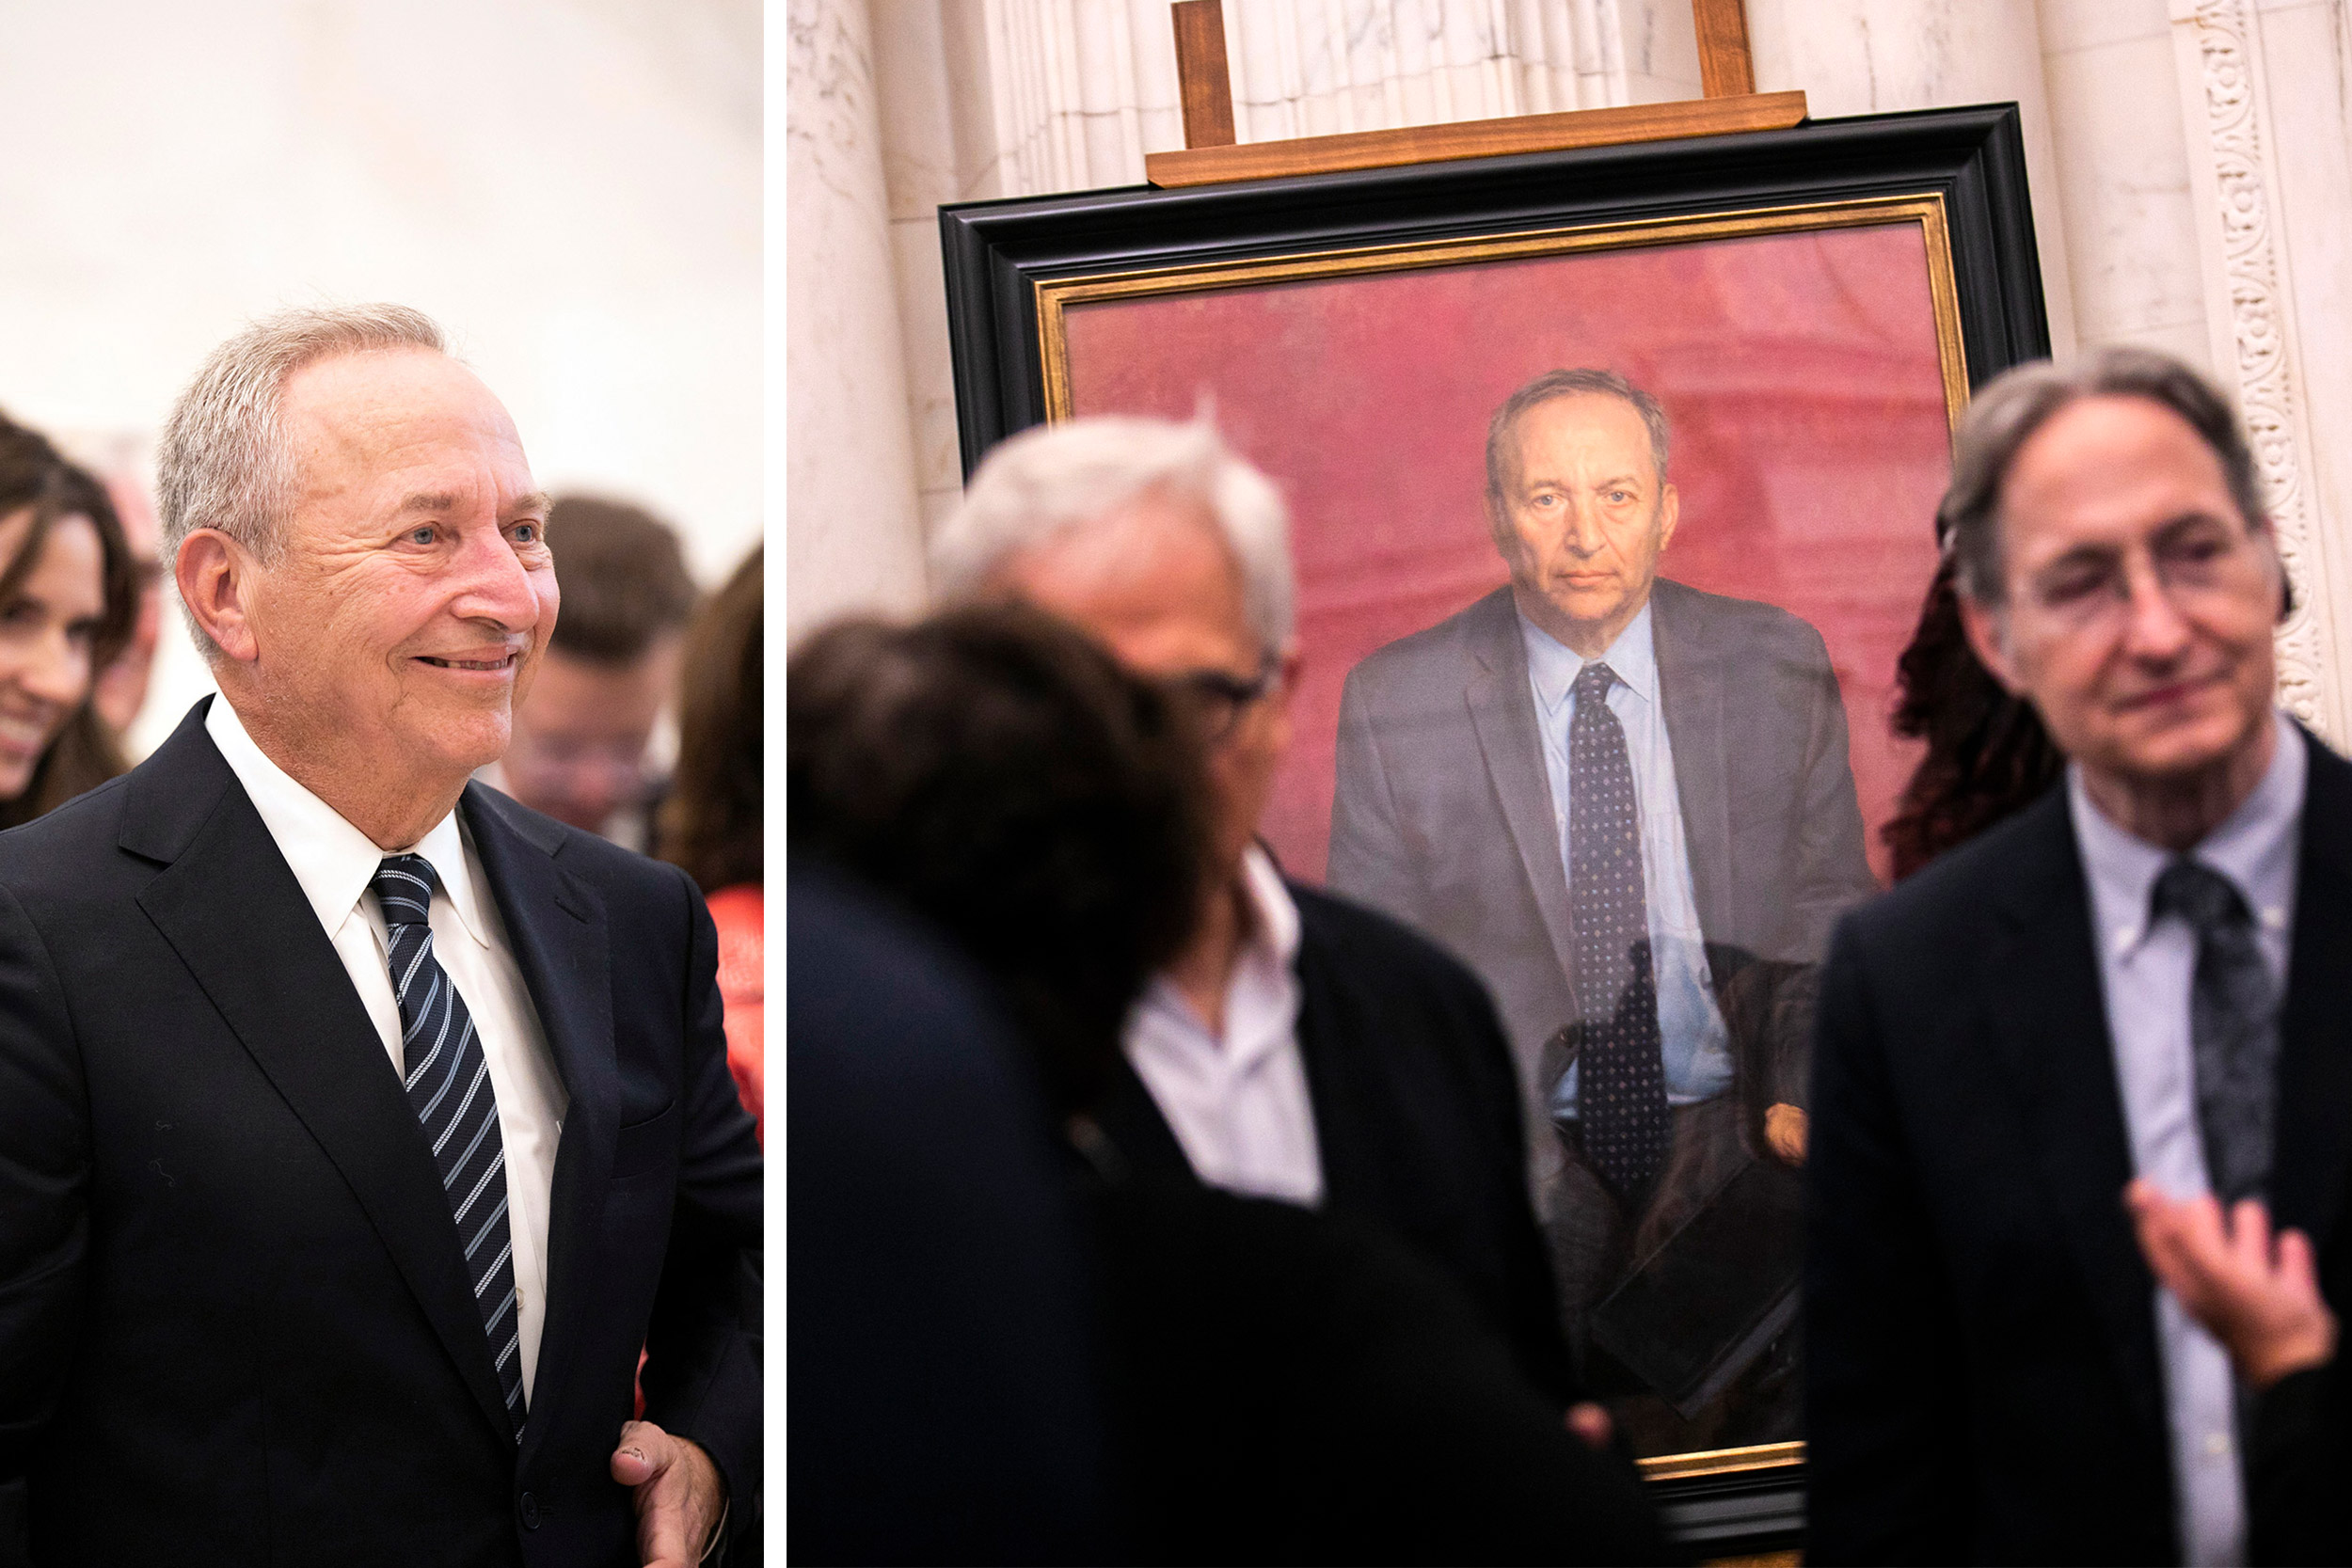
943, 103, 2050, 1549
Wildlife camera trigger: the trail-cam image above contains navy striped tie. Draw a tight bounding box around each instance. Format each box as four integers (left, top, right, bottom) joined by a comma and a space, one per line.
373, 854, 526, 1435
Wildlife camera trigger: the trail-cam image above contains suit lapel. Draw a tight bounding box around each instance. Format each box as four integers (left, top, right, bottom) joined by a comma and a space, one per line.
1981, 790, 2168, 1434
461, 784, 615, 1459
126, 712, 517, 1443
1461, 590, 1581, 984
1649, 580, 1734, 942
2272, 736, 2352, 1254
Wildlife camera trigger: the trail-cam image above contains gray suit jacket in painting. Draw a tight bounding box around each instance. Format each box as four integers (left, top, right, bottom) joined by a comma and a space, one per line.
1327, 578, 1879, 1203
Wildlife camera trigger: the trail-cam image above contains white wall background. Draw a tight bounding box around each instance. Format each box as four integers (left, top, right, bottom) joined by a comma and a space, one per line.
2, 0, 762, 755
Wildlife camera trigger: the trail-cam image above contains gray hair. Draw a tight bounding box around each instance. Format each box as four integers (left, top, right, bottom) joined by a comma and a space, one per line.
930, 415, 1295, 652
158, 304, 449, 571
1944, 345, 2267, 605
1485, 368, 1672, 522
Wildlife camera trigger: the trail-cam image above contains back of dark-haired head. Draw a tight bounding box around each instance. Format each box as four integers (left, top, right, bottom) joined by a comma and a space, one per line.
0, 411, 138, 821
787, 605, 1213, 1119
660, 546, 762, 895
1484, 368, 1672, 519
546, 496, 698, 664
1943, 346, 2268, 606
1881, 554, 2064, 879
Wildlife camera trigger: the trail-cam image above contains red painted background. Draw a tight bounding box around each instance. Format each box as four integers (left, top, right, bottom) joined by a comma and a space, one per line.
1063, 223, 1952, 888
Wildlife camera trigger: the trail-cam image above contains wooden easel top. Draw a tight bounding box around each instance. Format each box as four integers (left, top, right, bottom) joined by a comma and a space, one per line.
1150, 0, 1805, 189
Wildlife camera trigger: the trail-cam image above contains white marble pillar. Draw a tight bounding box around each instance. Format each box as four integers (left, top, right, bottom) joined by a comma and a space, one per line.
1743, 0, 2081, 355
2169, 0, 2352, 743
785, 0, 928, 641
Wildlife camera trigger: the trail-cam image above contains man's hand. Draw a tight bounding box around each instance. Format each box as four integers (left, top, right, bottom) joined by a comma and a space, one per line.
2125, 1179, 2338, 1389
1764, 1102, 1808, 1165
612, 1419, 726, 1567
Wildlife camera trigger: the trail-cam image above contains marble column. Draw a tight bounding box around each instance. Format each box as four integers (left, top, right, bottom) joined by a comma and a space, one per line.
785, 0, 928, 641
2169, 0, 2352, 743
1743, 0, 2081, 355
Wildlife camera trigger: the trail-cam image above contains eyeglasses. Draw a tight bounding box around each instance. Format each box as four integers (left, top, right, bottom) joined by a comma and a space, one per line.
2017, 517, 2272, 632
1165, 655, 1281, 744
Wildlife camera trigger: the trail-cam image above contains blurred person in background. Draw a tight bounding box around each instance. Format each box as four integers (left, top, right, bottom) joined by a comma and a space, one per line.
930, 414, 1574, 1407
91, 470, 165, 739
0, 412, 138, 826
1881, 551, 2064, 881
788, 603, 1669, 1565
489, 494, 696, 848
660, 546, 763, 1137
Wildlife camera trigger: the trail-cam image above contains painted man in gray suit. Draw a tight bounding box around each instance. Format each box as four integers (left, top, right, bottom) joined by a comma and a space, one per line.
1328, 368, 1879, 1449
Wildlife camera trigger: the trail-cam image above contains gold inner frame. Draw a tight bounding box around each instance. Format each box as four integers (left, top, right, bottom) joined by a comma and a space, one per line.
1035, 193, 1971, 434
1032, 195, 1972, 1486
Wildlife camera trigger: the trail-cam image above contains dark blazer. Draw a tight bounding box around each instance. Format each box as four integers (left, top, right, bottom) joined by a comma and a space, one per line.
1805, 737, 2352, 1564
1327, 580, 1876, 1173
1098, 880, 1574, 1402
0, 703, 762, 1567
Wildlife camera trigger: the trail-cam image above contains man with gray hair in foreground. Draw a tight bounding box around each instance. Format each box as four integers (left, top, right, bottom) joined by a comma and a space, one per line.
933, 414, 1577, 1407
1805, 346, 2346, 1563
0, 305, 761, 1566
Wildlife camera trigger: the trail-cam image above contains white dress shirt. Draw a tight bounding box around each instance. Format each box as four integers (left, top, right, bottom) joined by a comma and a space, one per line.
1122, 845, 1323, 1206
1519, 602, 1736, 1118
2070, 708, 2306, 1568
207, 699, 569, 1401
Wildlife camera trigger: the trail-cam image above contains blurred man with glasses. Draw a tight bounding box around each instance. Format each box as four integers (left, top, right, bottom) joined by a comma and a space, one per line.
930, 415, 1579, 1408
1806, 347, 2342, 1564
487, 496, 695, 848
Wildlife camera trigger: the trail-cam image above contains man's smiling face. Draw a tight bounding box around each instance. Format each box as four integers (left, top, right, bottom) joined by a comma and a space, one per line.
249, 346, 559, 791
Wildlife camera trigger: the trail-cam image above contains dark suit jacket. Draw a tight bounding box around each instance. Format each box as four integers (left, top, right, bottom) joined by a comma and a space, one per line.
1805, 740, 2352, 1564
787, 863, 1113, 1564
1328, 580, 1875, 1199
0, 703, 762, 1567
1098, 880, 1574, 1402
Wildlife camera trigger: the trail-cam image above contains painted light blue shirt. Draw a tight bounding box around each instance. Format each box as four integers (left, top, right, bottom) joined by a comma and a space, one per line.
1520, 602, 1736, 1118
2070, 709, 2305, 1568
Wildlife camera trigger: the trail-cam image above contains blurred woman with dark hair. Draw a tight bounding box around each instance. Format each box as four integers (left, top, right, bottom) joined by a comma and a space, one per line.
1881, 550, 2064, 881
659, 546, 763, 1134
0, 412, 139, 828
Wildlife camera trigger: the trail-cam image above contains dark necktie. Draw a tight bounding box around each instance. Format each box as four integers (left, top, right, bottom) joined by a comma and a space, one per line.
1567, 662, 1671, 1202
2151, 859, 2281, 1206
373, 854, 526, 1434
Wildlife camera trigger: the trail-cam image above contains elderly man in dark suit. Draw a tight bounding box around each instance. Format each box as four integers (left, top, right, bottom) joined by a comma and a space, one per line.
0, 306, 760, 1566
1805, 346, 2345, 1563
930, 413, 1574, 1408
1329, 368, 1877, 1448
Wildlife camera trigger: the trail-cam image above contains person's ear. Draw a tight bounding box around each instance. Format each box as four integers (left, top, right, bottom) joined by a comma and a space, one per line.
175, 529, 262, 665
1656, 481, 1680, 552
1958, 590, 2025, 695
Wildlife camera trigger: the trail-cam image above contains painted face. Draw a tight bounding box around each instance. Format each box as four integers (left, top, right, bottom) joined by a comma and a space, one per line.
994, 491, 1291, 877
251, 347, 558, 797
1493, 392, 1678, 655
0, 510, 107, 800
1964, 393, 2281, 792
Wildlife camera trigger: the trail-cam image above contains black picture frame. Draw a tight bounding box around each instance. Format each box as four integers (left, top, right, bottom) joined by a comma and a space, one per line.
937, 103, 2052, 1557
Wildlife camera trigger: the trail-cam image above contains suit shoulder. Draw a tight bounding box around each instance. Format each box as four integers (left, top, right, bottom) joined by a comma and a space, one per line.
1838, 787, 2069, 959
0, 771, 141, 891
1656, 578, 1832, 662
1290, 880, 1489, 1006
1343, 591, 1503, 694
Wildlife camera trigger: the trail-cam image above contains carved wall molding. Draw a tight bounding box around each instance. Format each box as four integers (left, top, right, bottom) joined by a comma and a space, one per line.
2171, 0, 2342, 740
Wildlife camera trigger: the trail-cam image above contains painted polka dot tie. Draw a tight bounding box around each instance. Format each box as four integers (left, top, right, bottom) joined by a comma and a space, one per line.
2152, 859, 2280, 1205
373, 854, 526, 1436
1567, 662, 1671, 1203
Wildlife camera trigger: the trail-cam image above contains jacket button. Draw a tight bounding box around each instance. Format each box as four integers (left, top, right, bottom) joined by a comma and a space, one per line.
518, 1491, 540, 1530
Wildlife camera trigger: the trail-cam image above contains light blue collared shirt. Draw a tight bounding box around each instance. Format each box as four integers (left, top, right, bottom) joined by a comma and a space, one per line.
1520, 602, 1736, 1118
2070, 708, 2306, 1568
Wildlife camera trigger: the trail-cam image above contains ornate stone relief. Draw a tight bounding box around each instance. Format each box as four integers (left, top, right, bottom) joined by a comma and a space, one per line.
2173, 0, 2341, 740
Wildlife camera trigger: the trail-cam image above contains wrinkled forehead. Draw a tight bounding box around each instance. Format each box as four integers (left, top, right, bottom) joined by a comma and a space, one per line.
1503, 392, 1658, 479
280, 347, 532, 500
